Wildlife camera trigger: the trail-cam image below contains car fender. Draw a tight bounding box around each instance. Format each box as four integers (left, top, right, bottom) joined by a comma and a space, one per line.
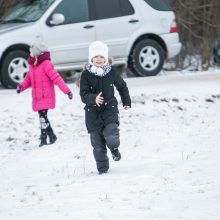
0, 23, 41, 60
126, 25, 166, 56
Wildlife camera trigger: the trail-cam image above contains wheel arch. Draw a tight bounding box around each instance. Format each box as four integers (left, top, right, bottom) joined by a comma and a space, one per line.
0, 44, 30, 67
128, 34, 167, 59
0, 44, 30, 88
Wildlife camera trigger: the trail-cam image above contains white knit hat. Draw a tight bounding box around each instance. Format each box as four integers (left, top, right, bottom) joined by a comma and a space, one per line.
89, 41, 108, 65
30, 42, 48, 56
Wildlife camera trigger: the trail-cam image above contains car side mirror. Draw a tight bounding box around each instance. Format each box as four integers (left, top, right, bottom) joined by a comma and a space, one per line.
49, 13, 65, 26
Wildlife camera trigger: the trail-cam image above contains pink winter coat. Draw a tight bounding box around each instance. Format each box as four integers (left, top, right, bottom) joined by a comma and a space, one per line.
19, 52, 70, 112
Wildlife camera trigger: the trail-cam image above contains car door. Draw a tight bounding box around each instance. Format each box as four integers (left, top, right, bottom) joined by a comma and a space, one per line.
91, 0, 142, 58
41, 0, 95, 65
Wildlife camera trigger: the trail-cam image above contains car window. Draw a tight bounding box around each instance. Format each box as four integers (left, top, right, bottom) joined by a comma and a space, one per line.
120, 0, 134, 16
143, 0, 172, 11
53, 0, 89, 24
1, 0, 55, 22
93, 0, 134, 20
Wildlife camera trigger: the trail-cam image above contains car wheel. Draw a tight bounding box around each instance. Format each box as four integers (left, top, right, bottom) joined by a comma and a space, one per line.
129, 39, 165, 77
0, 50, 29, 88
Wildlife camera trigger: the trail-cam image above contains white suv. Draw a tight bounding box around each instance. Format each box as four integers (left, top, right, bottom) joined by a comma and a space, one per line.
0, 0, 181, 88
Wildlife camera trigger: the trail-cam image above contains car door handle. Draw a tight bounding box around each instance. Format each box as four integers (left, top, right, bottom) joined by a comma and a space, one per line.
83, 24, 94, 29
129, 19, 139, 23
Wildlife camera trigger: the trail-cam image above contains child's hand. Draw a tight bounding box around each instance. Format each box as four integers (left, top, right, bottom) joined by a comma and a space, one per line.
123, 105, 130, 110
67, 91, 73, 100
96, 92, 104, 107
16, 84, 23, 94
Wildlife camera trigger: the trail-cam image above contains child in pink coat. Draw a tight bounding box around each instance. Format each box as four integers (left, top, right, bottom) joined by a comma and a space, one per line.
16, 42, 73, 147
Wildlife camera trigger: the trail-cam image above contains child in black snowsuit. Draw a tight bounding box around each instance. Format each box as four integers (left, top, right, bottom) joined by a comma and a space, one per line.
80, 41, 131, 174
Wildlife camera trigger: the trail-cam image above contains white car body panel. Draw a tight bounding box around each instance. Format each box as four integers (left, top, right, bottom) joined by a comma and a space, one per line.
0, 0, 182, 87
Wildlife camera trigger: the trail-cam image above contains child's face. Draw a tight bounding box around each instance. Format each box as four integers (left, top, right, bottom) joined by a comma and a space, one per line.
91, 55, 105, 67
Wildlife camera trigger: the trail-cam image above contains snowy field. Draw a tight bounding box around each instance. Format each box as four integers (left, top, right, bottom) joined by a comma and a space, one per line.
0, 71, 220, 220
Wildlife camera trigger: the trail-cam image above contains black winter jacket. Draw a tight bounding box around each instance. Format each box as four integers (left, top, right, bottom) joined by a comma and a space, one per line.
80, 67, 131, 133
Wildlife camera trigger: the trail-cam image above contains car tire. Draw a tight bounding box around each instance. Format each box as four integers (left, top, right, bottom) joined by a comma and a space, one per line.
0, 50, 29, 88
128, 39, 165, 77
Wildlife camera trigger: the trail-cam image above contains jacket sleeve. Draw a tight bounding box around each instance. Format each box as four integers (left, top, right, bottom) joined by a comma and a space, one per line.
45, 61, 70, 94
19, 71, 31, 90
114, 72, 131, 107
80, 71, 97, 106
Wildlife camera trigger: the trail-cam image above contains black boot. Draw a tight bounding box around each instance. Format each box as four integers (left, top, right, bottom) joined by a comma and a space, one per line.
47, 128, 57, 145
39, 134, 47, 147
98, 170, 108, 175
110, 148, 121, 161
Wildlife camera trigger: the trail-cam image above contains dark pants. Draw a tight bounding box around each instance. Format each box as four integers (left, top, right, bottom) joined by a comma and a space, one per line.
38, 109, 53, 136
90, 123, 120, 172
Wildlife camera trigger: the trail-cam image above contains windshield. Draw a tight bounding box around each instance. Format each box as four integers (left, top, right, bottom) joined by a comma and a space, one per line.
0, 0, 55, 23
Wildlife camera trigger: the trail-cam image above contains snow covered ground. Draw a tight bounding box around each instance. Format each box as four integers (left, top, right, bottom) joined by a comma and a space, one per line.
0, 71, 220, 220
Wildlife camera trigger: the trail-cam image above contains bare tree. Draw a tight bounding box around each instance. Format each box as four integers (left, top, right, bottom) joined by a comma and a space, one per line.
170, 0, 220, 70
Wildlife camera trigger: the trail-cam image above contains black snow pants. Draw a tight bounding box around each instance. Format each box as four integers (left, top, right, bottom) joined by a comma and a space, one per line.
90, 123, 120, 172
38, 109, 53, 136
